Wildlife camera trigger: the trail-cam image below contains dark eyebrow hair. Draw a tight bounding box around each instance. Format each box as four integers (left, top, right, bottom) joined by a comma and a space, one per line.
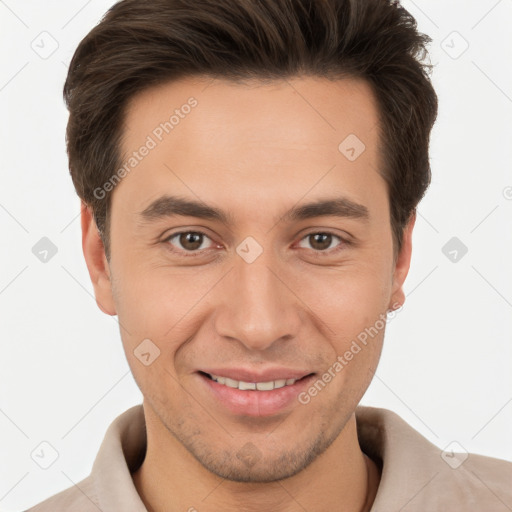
138, 194, 370, 225
138, 195, 234, 225
281, 197, 369, 223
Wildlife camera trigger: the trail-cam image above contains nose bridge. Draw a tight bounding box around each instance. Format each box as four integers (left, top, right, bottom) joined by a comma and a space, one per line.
214, 243, 300, 351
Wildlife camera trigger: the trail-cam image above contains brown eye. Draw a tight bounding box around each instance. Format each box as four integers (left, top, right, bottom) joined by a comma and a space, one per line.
309, 233, 332, 251
298, 232, 343, 252
179, 232, 203, 250
166, 231, 213, 253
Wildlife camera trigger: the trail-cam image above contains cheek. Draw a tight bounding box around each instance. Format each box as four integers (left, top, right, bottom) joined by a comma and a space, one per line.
109, 267, 201, 399
291, 260, 392, 395
304, 270, 389, 404
295, 260, 392, 335
110, 262, 223, 350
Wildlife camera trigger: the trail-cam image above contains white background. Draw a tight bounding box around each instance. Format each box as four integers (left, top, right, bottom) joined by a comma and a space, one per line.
1, 0, 511, 510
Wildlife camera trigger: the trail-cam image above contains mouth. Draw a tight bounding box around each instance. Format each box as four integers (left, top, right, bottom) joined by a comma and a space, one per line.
197, 370, 316, 417
199, 370, 313, 390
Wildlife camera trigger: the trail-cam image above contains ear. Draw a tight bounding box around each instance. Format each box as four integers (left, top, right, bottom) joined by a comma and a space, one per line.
81, 202, 116, 316
388, 211, 415, 311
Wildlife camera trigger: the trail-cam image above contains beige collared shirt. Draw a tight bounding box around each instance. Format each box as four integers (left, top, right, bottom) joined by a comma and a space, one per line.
25, 404, 512, 511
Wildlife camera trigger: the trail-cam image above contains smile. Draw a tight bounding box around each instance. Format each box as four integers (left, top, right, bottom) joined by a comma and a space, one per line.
198, 371, 316, 416
205, 372, 298, 391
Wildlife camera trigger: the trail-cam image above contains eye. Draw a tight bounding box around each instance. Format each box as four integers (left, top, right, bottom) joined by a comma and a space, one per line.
162, 229, 349, 258
297, 232, 345, 253
165, 231, 216, 254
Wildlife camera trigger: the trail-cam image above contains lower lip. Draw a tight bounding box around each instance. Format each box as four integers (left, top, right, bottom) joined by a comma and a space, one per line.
198, 372, 316, 417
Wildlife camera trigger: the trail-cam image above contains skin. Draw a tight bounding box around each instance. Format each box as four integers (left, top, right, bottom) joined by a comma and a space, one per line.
82, 75, 415, 512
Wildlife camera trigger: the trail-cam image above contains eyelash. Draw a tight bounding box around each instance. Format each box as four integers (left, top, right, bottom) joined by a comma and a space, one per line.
163, 230, 350, 258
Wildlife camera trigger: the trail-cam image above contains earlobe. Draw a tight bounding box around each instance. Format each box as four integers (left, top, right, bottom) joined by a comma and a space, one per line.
81, 202, 117, 316
388, 211, 416, 311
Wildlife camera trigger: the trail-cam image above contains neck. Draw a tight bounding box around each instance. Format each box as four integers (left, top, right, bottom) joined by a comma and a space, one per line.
132, 403, 380, 512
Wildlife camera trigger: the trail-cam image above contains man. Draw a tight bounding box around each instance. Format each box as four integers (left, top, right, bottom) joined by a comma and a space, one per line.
26, 0, 511, 510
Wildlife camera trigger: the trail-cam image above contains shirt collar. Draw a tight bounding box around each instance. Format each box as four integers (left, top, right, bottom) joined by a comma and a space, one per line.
91, 405, 147, 511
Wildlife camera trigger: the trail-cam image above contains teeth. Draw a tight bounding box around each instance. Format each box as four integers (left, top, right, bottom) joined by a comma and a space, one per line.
256, 381, 274, 391
274, 379, 286, 389
209, 374, 297, 390
239, 381, 256, 390
224, 377, 238, 388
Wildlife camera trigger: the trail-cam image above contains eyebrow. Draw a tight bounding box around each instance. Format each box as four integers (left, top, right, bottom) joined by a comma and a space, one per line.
138, 194, 370, 226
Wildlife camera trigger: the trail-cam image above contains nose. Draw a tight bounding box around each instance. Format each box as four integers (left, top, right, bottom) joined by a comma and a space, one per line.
213, 243, 302, 352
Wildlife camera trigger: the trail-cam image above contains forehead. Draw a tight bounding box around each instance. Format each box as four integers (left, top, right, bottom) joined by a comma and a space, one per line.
114, 75, 385, 221
122, 75, 380, 150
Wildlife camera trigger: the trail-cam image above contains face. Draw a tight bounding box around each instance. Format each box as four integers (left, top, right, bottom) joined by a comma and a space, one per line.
83, 75, 413, 482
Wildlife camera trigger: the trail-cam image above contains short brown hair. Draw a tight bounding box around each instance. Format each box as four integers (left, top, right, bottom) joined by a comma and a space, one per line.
64, 0, 438, 261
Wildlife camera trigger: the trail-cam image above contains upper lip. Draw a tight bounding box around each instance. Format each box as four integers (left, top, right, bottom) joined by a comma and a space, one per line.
199, 368, 314, 383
